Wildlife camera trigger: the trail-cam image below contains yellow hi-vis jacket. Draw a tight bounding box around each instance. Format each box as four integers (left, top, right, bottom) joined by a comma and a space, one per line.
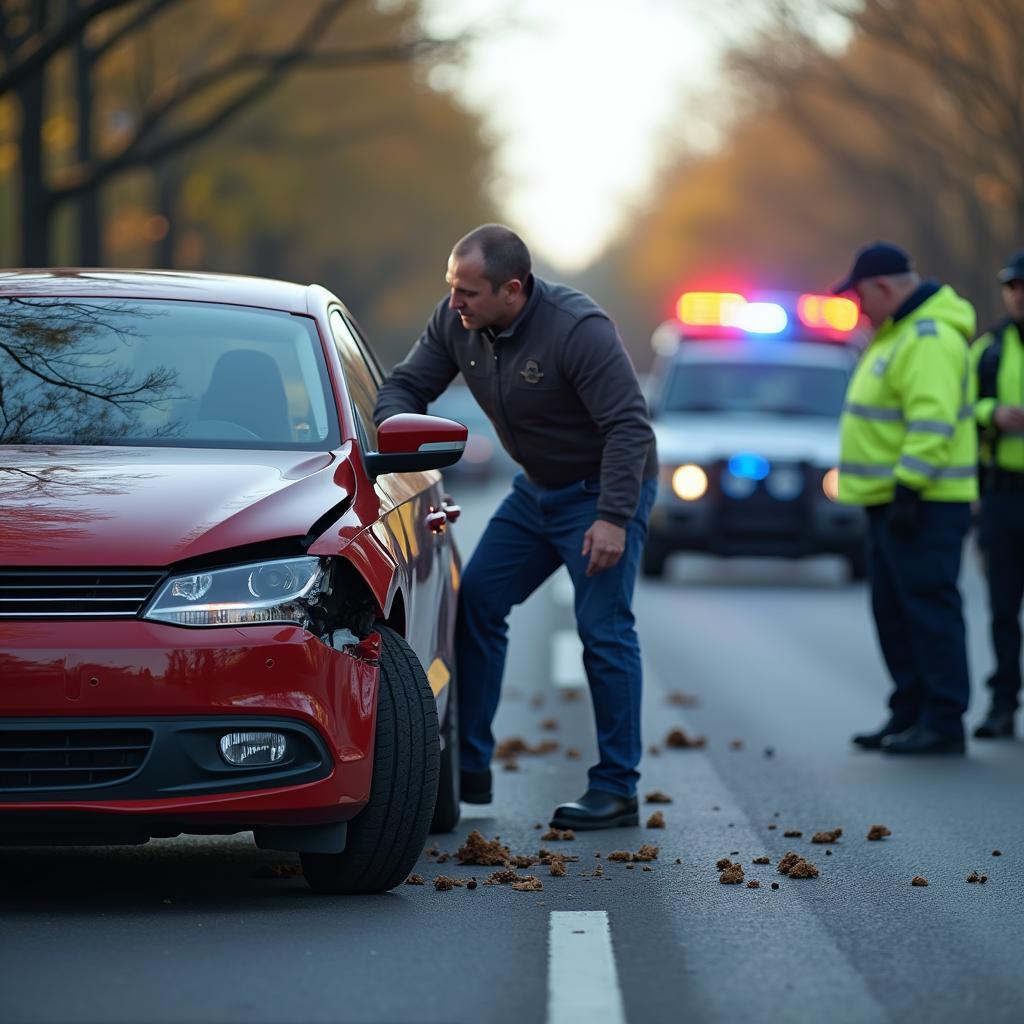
839, 284, 978, 505
971, 321, 1024, 473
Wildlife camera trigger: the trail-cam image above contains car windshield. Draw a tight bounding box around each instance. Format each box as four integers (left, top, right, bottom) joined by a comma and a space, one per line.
662, 361, 848, 418
0, 297, 339, 448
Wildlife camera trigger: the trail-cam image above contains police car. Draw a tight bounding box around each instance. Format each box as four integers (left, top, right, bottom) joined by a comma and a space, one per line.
643, 290, 868, 580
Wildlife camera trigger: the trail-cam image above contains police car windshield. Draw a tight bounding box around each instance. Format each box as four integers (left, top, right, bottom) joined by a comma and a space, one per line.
663, 362, 848, 418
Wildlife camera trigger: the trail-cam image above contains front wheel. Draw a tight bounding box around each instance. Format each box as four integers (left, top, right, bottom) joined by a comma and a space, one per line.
301, 625, 440, 894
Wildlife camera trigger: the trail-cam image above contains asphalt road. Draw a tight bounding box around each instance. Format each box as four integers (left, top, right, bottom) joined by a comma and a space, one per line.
2, 474, 1022, 1024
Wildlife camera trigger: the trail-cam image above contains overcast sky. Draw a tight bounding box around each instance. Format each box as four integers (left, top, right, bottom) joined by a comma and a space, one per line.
420, 0, 731, 271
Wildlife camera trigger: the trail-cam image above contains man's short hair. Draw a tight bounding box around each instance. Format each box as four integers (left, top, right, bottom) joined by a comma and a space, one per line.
453, 224, 531, 292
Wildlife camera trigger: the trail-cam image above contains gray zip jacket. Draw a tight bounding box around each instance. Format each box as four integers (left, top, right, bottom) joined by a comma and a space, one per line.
373, 276, 657, 526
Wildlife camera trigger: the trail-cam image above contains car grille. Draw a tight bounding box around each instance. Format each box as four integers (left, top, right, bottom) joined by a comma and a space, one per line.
0, 569, 165, 619
0, 727, 153, 790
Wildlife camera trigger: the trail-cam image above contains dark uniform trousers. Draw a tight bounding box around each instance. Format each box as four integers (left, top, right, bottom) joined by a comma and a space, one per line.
979, 487, 1024, 712
865, 501, 972, 737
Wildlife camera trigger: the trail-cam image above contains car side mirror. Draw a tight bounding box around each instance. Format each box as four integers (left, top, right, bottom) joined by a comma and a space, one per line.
363, 413, 468, 477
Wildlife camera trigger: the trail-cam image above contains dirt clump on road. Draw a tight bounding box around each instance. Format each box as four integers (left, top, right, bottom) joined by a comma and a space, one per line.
716, 857, 734, 870
565, 748, 582, 760
788, 859, 819, 879
609, 850, 634, 863
867, 825, 892, 841
541, 828, 576, 841
511, 876, 544, 892
783, 830, 803, 838
538, 847, 579, 864
666, 728, 706, 749
992, 850, 1003, 857
729, 739, 744, 750
777, 851, 804, 875
771, 882, 780, 890
634, 844, 659, 862
645, 790, 673, 803
467, 879, 478, 890
405, 874, 425, 885
484, 868, 524, 886
911, 876, 929, 887
457, 830, 510, 866
812, 828, 843, 844
646, 811, 666, 829
435, 876, 467, 891
540, 717, 559, 731
511, 855, 537, 869
549, 859, 567, 877
752, 856, 771, 865
720, 864, 745, 884
747, 880, 761, 889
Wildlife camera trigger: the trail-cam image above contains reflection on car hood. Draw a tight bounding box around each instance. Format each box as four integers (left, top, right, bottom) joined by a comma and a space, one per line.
0, 445, 352, 566
654, 414, 839, 466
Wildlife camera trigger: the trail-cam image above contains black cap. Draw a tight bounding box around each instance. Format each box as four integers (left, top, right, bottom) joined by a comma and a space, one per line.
997, 250, 1024, 285
831, 242, 913, 294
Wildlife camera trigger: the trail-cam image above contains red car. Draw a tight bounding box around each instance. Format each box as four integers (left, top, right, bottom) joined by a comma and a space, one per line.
0, 270, 467, 893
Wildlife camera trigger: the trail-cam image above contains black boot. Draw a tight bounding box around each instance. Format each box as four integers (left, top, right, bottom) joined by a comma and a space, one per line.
974, 707, 1016, 739
550, 789, 639, 831
459, 768, 493, 804
851, 720, 909, 750
881, 724, 965, 756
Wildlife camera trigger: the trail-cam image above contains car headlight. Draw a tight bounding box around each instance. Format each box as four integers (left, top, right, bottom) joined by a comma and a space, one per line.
671, 464, 708, 501
144, 556, 329, 628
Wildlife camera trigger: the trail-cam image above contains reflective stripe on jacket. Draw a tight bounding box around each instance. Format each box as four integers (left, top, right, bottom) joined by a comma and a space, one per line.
972, 321, 1024, 473
839, 284, 978, 505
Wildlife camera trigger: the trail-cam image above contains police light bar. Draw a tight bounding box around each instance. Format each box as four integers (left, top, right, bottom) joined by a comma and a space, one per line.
673, 290, 859, 340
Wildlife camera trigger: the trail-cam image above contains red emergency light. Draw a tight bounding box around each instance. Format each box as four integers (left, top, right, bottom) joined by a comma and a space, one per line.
797, 294, 859, 333
674, 290, 859, 339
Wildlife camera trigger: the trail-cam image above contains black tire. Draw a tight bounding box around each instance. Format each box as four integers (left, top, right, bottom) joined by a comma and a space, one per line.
430, 665, 461, 834
641, 538, 669, 578
301, 625, 440, 894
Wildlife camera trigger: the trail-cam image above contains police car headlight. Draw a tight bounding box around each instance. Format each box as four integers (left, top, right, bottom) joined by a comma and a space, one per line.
671, 464, 708, 501
766, 466, 804, 501
822, 468, 840, 502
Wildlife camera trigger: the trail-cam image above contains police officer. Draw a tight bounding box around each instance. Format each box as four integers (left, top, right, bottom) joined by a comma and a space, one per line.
834, 242, 977, 755
970, 250, 1024, 739
374, 224, 658, 829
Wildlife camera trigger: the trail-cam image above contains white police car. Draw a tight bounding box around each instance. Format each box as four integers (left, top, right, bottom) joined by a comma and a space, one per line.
643, 290, 868, 580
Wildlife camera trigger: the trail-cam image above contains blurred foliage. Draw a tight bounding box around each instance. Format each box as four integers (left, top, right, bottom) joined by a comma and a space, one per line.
0, 0, 496, 363
588, 0, 1023, 366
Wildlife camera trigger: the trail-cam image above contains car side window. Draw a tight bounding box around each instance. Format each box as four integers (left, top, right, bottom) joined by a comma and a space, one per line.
330, 309, 379, 450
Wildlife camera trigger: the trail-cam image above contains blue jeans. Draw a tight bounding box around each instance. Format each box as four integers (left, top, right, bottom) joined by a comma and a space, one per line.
456, 473, 656, 797
866, 501, 971, 737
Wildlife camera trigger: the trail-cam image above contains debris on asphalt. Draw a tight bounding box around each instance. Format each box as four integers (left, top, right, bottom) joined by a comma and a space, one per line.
783, 830, 803, 838
674, 858, 682, 864
812, 828, 843, 844
502, 760, 520, 772
752, 856, 771, 865
609, 851, 634, 863
648, 745, 662, 756
540, 717, 559, 731
530, 694, 545, 709
764, 747, 775, 758
767, 824, 777, 831
467, 879, 478, 890
550, 860, 567, 877
484, 868, 524, 886
425, 843, 440, 857
867, 825, 892, 841
646, 811, 666, 829
457, 830, 511, 866
435, 853, 451, 864
626, 863, 635, 870
825, 850, 832, 856
993, 850, 1003, 857
911, 876, 929, 887
666, 690, 700, 707
771, 882, 780, 890
593, 864, 605, 878
541, 828, 576, 841
645, 790, 673, 803
747, 880, 761, 889
511, 876, 544, 892
642, 865, 653, 872
716, 857, 734, 870
538, 848, 580, 864
788, 859, 819, 879
967, 871, 981, 883
495, 737, 531, 759
406, 874, 425, 885
729, 739, 744, 751
511, 855, 537, 869
635, 844, 660, 862
434, 876, 457, 891
255, 862, 303, 878
561, 689, 582, 702
533, 739, 561, 755
534, 823, 544, 830
980, 875, 988, 883
566, 748, 582, 760
666, 728, 706, 749
720, 864, 745, 884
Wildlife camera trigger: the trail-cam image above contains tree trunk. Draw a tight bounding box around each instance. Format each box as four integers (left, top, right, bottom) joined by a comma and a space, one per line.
155, 160, 180, 267
17, 72, 49, 266
74, 31, 101, 265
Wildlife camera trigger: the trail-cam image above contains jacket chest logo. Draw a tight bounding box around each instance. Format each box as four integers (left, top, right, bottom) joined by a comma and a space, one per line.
520, 358, 544, 384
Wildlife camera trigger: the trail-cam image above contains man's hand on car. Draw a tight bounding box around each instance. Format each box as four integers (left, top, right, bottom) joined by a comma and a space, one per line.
582, 520, 626, 576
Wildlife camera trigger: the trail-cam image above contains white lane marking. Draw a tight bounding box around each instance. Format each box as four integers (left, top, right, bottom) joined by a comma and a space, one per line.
551, 629, 586, 689
551, 569, 575, 610
548, 911, 627, 1024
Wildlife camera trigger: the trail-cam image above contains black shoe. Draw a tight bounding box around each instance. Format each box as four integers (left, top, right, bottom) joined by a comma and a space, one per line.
851, 721, 908, 750
881, 724, 965, 756
459, 768, 492, 804
974, 708, 1016, 739
550, 789, 639, 831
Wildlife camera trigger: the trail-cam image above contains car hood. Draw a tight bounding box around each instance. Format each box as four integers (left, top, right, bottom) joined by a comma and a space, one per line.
0, 445, 354, 566
654, 414, 840, 467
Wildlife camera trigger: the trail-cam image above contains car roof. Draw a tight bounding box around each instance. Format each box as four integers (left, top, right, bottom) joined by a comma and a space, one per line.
0, 269, 316, 315
666, 339, 856, 368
